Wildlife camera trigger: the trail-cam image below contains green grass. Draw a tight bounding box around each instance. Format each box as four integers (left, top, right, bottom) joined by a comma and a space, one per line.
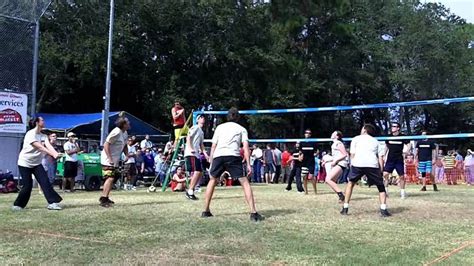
0, 184, 473, 265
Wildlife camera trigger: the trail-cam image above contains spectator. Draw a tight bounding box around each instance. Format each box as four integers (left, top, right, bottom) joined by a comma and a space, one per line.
443, 150, 456, 185
434, 150, 445, 184
42, 133, 58, 185
140, 134, 153, 150
155, 153, 169, 186
171, 166, 187, 192
273, 144, 282, 184
142, 148, 155, 175
281, 146, 292, 183
454, 151, 464, 184
124, 137, 137, 190
251, 144, 263, 183
263, 144, 275, 184
464, 149, 474, 185
63, 132, 80, 192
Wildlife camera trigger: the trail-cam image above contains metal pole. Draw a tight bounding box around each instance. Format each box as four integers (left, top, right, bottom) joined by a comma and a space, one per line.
100, 0, 115, 145
31, 21, 40, 117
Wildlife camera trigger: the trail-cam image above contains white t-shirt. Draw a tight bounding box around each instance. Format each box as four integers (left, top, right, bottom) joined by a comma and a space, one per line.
211, 122, 248, 158
64, 141, 78, 162
464, 154, 474, 166
322, 154, 333, 173
331, 140, 348, 168
125, 145, 136, 164
252, 148, 263, 159
140, 139, 153, 149
350, 134, 381, 168
184, 125, 204, 158
101, 127, 128, 166
18, 129, 47, 168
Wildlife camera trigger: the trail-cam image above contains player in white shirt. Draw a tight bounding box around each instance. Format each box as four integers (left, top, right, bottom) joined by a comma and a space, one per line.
202, 108, 264, 222
324, 131, 348, 203
99, 116, 130, 207
12, 117, 62, 211
184, 114, 208, 200
340, 124, 391, 217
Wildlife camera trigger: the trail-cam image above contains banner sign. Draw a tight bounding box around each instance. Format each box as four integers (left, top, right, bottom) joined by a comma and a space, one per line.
0, 92, 27, 133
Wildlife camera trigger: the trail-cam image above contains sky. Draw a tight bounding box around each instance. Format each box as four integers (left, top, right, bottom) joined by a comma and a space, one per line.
424, 0, 474, 23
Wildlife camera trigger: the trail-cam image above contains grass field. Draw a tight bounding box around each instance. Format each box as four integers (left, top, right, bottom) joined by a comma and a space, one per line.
0, 183, 473, 265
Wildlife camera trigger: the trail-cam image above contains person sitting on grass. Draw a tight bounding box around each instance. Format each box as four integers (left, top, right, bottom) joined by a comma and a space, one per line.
171, 166, 187, 192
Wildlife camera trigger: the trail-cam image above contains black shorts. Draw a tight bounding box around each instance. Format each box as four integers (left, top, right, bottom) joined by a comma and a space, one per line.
383, 159, 404, 175
64, 161, 78, 178
210, 156, 244, 180
185, 156, 203, 172
349, 166, 384, 187
302, 162, 315, 175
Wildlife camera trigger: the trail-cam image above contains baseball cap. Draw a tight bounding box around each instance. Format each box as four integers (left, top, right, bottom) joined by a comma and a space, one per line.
67, 132, 76, 138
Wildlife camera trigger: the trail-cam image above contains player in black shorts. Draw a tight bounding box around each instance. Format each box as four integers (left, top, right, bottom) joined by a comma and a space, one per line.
341, 124, 391, 217
382, 122, 411, 199
202, 108, 264, 222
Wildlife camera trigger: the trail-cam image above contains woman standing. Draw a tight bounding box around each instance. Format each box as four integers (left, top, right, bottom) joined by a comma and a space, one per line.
464, 149, 474, 185
12, 117, 63, 210
325, 131, 348, 203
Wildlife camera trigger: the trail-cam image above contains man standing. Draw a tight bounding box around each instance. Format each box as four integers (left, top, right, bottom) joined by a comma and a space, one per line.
171, 101, 187, 143
140, 134, 153, 150
300, 129, 317, 194
415, 130, 438, 192
341, 124, 391, 217
382, 122, 411, 199
184, 114, 208, 200
100, 116, 130, 207
202, 108, 264, 222
251, 144, 263, 183
63, 132, 80, 192
281, 146, 291, 183
263, 144, 275, 184
124, 137, 137, 190
285, 142, 304, 193
273, 145, 282, 184
42, 133, 58, 185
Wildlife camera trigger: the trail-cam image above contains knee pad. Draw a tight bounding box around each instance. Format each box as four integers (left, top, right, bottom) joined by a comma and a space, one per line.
377, 184, 386, 193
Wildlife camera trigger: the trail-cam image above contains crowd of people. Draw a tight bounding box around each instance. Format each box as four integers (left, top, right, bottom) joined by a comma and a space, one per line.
8, 104, 473, 222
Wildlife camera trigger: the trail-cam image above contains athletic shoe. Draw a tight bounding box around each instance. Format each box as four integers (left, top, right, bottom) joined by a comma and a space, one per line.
297, 190, 305, 194
185, 191, 198, 200
433, 184, 439, 191
420, 186, 427, 191
99, 197, 111, 208
380, 209, 392, 217
11, 206, 23, 211
338, 193, 345, 203
340, 207, 348, 215
107, 198, 115, 204
250, 212, 265, 222
47, 202, 62, 210
285, 187, 292, 192
201, 211, 213, 218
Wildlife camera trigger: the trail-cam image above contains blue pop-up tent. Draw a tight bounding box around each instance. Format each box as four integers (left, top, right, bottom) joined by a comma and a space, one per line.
37, 111, 170, 141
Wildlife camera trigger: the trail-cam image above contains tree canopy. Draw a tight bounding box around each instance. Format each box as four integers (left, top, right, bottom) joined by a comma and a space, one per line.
37, 0, 473, 146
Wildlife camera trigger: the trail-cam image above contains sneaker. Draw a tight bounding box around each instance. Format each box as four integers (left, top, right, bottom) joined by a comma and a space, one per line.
380, 209, 392, 217
195, 187, 202, 193
201, 211, 213, 218
338, 193, 345, 203
285, 187, 292, 192
99, 197, 111, 208
47, 202, 62, 210
185, 191, 198, 200
11, 205, 23, 211
131, 186, 137, 191
433, 184, 439, 191
420, 186, 427, 191
340, 207, 349, 215
297, 190, 305, 194
106, 198, 115, 204
250, 212, 265, 222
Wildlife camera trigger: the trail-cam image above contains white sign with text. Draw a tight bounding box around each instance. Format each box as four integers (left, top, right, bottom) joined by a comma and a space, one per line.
0, 92, 28, 133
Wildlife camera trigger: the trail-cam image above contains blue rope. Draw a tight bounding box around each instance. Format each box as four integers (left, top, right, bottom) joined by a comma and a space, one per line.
203, 133, 474, 143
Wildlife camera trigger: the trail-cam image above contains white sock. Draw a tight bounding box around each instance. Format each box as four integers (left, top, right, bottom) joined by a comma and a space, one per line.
401, 189, 405, 196
187, 189, 194, 195
380, 204, 387, 210
343, 203, 349, 208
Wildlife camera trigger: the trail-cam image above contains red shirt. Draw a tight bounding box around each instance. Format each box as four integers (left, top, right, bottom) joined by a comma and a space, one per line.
281, 151, 291, 167
172, 106, 185, 127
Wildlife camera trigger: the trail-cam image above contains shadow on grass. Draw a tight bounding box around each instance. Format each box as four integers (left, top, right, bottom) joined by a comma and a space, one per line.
262, 208, 298, 218
57, 200, 175, 210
